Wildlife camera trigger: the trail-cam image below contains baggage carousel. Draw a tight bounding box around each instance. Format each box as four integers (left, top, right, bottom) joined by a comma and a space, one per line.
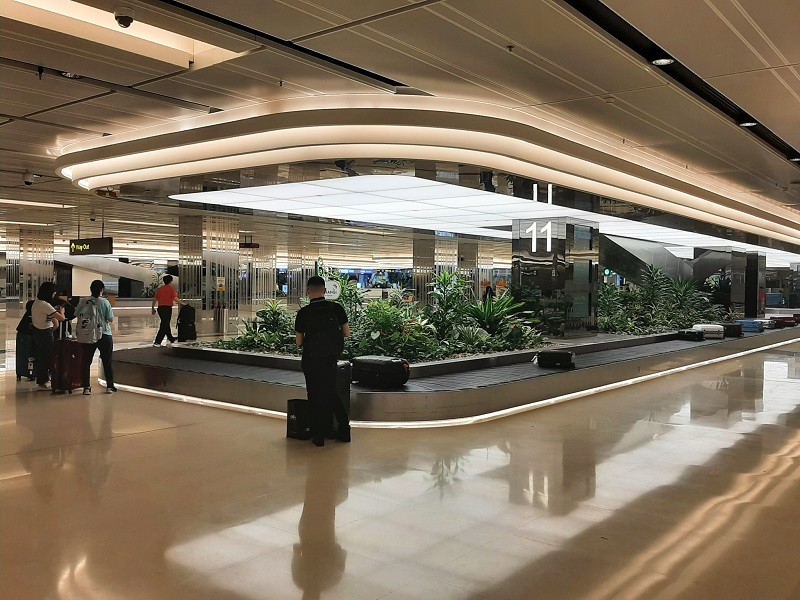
109, 328, 800, 424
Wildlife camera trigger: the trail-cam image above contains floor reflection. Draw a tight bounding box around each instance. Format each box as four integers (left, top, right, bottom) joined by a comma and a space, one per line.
292, 451, 349, 599
1, 343, 798, 599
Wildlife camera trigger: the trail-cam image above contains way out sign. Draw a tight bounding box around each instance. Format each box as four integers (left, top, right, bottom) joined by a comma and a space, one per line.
324, 279, 341, 300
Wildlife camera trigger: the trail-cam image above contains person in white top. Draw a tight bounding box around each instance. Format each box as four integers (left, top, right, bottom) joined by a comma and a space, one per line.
30, 282, 65, 389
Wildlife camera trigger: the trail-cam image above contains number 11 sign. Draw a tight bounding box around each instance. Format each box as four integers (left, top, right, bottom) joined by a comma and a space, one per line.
525, 221, 553, 253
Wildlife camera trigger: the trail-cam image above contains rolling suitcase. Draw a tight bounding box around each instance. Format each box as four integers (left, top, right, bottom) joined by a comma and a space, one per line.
677, 329, 705, 341
755, 319, 777, 330
15, 332, 36, 381
177, 304, 197, 342
351, 355, 410, 387
736, 319, 764, 333
50, 337, 86, 394
691, 324, 724, 339
722, 323, 743, 338
535, 349, 576, 369
770, 316, 796, 327
286, 399, 311, 440
329, 360, 352, 438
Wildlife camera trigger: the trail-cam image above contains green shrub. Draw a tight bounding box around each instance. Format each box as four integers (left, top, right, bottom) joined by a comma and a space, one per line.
597, 266, 732, 334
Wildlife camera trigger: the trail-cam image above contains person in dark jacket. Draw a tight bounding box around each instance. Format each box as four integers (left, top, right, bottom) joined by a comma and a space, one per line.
482, 284, 495, 303
30, 282, 66, 389
294, 276, 350, 447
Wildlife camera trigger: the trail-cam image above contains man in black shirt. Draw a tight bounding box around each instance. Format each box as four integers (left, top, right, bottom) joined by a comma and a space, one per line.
294, 276, 351, 447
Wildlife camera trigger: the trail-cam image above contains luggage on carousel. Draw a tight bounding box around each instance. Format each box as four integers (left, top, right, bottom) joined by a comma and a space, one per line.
770, 316, 796, 327
722, 323, 743, 338
755, 318, 777, 329
286, 399, 312, 440
50, 337, 86, 394
677, 329, 705, 341
351, 355, 410, 387
736, 319, 764, 333
177, 304, 197, 342
692, 323, 724, 339
15, 331, 36, 381
535, 349, 576, 369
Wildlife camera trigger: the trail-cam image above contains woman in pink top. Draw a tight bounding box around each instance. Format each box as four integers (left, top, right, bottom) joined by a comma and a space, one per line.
151, 275, 183, 346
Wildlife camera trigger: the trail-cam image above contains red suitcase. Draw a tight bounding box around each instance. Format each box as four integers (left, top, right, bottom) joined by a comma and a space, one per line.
50, 338, 86, 394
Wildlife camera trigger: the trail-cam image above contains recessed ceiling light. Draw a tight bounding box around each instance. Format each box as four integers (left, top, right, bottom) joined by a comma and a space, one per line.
739, 121, 758, 127
651, 58, 674, 66
0, 220, 53, 226
0, 198, 76, 208
108, 219, 178, 227
789, 157, 800, 162
60, 72, 82, 79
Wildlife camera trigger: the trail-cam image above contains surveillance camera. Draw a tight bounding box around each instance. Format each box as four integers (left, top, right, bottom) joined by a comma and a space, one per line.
114, 6, 134, 28
23, 170, 34, 186
89, 210, 97, 222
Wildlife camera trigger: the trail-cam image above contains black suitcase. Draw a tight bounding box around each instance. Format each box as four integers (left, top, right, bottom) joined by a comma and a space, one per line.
677, 329, 705, 341
15, 331, 36, 381
351, 355, 410, 387
329, 360, 352, 438
723, 323, 743, 338
535, 350, 575, 369
177, 305, 197, 342
286, 399, 311, 440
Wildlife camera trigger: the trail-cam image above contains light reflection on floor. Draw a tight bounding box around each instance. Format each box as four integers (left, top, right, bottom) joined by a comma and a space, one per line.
1, 344, 799, 599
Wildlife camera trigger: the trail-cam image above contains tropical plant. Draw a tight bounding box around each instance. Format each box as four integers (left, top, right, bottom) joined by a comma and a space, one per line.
597, 266, 733, 334
345, 299, 442, 361
424, 271, 471, 340
463, 292, 526, 335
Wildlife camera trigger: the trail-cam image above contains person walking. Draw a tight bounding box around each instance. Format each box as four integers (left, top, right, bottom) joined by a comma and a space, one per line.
294, 276, 351, 447
76, 280, 116, 395
151, 275, 182, 347
482, 284, 495, 303
30, 282, 66, 390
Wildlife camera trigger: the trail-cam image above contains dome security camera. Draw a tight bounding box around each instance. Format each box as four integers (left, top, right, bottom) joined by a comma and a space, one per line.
89, 210, 97, 222
114, 6, 135, 28
23, 170, 34, 186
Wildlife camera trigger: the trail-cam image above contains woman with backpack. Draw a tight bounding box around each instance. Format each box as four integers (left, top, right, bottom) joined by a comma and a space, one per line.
75, 280, 117, 395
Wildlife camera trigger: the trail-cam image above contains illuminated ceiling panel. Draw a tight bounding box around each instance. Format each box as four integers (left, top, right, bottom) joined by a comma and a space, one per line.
173, 175, 800, 268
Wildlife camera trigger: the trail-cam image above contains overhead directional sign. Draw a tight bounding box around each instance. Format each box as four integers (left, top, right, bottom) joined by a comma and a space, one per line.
69, 236, 113, 256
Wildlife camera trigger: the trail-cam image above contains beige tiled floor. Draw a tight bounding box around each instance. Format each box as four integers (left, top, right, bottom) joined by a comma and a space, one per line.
2, 343, 800, 599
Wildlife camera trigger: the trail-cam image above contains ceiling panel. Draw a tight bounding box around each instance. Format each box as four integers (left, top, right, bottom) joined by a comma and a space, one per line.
0, 121, 99, 157
218, 47, 385, 95
73, 0, 261, 53
531, 93, 682, 148
603, 0, 769, 78
734, 0, 800, 65
178, 0, 339, 40
707, 67, 800, 149
0, 66, 107, 117
0, 18, 185, 86
33, 106, 154, 135
140, 66, 298, 110
434, 0, 660, 95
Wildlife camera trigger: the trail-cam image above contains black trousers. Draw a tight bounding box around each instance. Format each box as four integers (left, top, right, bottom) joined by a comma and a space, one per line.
31, 328, 54, 385
81, 334, 114, 389
302, 356, 349, 440
154, 306, 175, 344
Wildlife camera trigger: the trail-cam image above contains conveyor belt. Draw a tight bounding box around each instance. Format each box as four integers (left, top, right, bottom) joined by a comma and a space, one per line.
113, 331, 774, 393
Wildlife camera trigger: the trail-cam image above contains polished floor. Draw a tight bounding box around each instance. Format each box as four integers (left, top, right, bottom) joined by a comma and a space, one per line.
2, 343, 800, 600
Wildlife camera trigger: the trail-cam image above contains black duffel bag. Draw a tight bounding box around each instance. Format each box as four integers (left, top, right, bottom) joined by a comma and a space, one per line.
351, 355, 410, 388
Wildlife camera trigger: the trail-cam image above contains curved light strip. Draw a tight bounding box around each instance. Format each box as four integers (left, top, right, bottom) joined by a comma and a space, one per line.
55, 95, 800, 246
